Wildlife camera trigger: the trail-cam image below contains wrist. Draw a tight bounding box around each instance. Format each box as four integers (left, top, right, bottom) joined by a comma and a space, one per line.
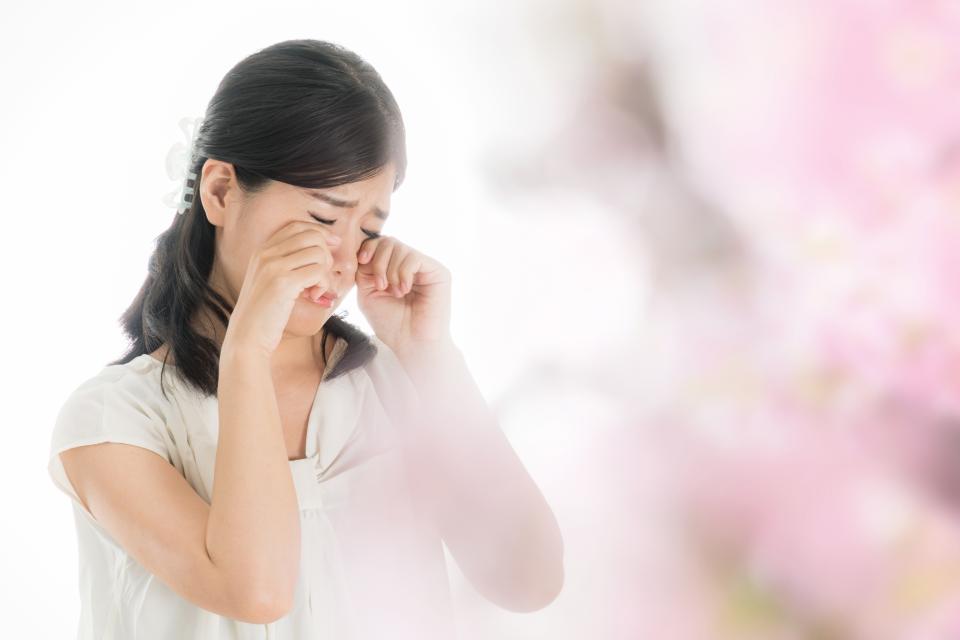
219, 341, 273, 372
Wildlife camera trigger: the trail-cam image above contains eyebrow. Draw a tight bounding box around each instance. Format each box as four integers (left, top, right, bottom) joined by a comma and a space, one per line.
306, 190, 390, 221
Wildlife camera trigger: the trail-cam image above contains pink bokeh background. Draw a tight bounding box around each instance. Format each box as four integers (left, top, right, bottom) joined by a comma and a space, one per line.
451, 1, 960, 638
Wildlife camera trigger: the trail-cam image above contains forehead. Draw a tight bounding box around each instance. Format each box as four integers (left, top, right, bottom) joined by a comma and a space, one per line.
291, 168, 394, 221
294, 164, 396, 199
300, 187, 390, 221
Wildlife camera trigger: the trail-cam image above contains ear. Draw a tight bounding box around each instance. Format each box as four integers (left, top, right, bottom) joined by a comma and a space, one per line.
198, 159, 240, 227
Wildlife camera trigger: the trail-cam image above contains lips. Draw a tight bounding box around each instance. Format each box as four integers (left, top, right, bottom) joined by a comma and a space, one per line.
302, 288, 339, 302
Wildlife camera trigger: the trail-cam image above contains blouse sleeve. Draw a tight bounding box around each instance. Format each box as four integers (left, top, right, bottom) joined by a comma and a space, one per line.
47, 367, 175, 523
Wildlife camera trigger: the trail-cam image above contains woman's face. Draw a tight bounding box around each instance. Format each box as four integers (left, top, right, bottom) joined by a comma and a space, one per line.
198, 160, 396, 338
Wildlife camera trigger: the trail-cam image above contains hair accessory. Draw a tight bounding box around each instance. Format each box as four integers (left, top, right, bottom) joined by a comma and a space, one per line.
161, 116, 205, 215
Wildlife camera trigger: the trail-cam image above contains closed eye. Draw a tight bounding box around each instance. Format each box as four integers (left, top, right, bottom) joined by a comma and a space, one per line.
309, 213, 381, 240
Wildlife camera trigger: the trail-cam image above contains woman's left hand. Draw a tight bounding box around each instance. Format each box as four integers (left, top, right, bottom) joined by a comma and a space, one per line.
355, 235, 453, 353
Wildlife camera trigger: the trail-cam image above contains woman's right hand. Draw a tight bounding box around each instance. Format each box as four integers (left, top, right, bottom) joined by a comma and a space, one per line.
221, 220, 342, 360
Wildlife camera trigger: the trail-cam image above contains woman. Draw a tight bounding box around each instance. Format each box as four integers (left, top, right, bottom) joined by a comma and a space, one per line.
47, 39, 564, 638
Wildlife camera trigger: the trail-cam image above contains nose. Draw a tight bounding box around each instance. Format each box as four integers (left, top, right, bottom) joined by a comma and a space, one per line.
328, 231, 364, 276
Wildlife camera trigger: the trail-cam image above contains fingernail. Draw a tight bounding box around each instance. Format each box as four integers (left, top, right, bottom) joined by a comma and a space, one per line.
359, 250, 368, 262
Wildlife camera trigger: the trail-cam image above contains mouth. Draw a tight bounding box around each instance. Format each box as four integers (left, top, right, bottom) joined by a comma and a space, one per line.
302, 289, 339, 303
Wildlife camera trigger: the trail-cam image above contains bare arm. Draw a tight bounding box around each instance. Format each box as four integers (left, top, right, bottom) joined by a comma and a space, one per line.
60, 349, 301, 623
59, 440, 289, 624
204, 346, 302, 618
391, 339, 565, 612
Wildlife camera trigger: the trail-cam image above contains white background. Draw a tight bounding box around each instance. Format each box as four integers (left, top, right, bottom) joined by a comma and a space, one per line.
2, 0, 643, 637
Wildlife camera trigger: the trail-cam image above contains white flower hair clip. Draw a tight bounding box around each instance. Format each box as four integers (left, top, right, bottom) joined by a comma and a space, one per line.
161, 116, 205, 215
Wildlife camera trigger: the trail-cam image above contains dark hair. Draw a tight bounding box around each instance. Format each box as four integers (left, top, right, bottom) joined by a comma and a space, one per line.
109, 39, 406, 400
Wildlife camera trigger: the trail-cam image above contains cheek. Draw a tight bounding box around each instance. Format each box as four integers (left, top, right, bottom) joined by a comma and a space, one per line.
213, 235, 247, 288
217, 228, 267, 296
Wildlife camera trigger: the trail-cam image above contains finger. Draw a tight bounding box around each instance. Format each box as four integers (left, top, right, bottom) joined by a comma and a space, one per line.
266, 220, 341, 258
354, 238, 378, 289
369, 237, 394, 291
385, 242, 409, 296
357, 237, 379, 265
396, 251, 420, 294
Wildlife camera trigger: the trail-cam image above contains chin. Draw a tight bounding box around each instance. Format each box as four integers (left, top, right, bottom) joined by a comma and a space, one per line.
289, 299, 335, 331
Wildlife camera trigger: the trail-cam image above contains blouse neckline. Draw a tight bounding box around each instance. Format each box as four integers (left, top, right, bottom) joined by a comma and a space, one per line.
134, 336, 351, 466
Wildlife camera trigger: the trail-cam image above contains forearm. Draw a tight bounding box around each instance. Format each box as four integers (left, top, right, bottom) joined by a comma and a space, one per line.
205, 347, 301, 613
392, 339, 565, 612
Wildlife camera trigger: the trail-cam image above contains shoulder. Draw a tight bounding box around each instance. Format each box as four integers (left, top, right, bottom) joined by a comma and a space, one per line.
57, 359, 169, 422
48, 360, 179, 515
51, 360, 175, 463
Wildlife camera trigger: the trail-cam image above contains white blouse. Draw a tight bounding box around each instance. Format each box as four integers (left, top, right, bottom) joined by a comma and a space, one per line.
47, 334, 458, 639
